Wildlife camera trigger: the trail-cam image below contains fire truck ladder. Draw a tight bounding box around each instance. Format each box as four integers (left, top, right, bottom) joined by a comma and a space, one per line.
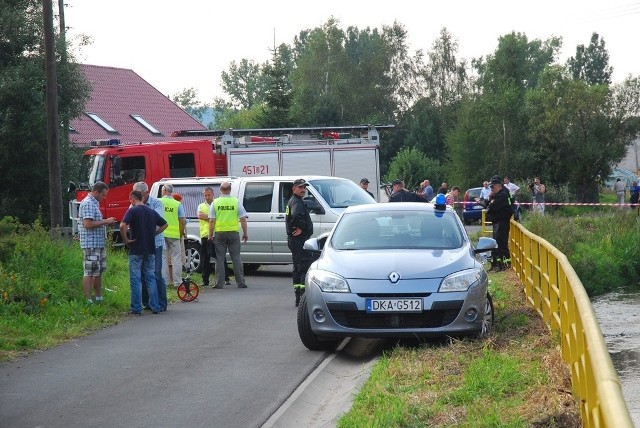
172, 125, 394, 153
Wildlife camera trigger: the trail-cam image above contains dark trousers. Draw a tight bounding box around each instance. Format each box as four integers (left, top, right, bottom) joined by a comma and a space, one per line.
142, 245, 167, 310
203, 237, 230, 284
201, 237, 213, 285
288, 235, 312, 285
491, 219, 511, 263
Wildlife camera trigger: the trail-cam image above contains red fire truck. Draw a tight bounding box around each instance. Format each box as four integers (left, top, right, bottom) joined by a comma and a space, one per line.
68, 125, 393, 239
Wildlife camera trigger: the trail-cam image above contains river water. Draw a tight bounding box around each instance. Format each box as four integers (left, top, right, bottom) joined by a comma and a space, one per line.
591, 289, 640, 426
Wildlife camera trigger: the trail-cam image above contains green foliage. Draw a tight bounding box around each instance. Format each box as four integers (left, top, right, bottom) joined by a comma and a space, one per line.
0, 218, 133, 360
0, 1, 90, 225
385, 148, 445, 191
567, 32, 613, 85
524, 211, 640, 296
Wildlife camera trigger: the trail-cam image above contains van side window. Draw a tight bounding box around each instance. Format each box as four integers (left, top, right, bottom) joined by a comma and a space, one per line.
168, 153, 196, 178
243, 182, 274, 213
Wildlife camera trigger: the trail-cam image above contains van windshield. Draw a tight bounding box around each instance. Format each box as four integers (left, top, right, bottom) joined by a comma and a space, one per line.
308, 179, 376, 208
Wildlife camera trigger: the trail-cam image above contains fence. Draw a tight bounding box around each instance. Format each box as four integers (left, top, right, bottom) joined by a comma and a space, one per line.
508, 219, 633, 427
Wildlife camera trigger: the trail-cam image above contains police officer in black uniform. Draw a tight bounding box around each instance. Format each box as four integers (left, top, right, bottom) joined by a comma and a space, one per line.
286, 179, 314, 307
485, 175, 514, 271
388, 179, 427, 202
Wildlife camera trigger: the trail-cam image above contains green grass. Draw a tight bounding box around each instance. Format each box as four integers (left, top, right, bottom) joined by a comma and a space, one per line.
338, 272, 580, 428
0, 218, 183, 361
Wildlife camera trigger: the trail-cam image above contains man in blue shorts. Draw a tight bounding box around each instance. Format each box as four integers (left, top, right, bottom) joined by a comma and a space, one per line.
78, 181, 117, 304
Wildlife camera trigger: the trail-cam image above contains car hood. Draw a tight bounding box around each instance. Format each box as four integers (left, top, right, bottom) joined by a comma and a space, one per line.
316, 246, 476, 280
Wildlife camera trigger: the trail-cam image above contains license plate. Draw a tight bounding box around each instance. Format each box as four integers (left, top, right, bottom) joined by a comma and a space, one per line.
366, 298, 423, 313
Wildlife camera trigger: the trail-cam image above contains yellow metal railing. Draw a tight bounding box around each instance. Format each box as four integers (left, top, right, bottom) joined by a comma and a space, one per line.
480, 210, 492, 236
509, 220, 633, 427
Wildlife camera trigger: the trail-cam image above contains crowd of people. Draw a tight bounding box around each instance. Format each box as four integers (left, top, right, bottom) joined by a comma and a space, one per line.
77, 175, 551, 311
78, 180, 251, 315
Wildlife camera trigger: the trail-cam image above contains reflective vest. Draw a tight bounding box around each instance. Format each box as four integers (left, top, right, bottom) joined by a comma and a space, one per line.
198, 201, 211, 238
213, 197, 239, 232
161, 196, 181, 238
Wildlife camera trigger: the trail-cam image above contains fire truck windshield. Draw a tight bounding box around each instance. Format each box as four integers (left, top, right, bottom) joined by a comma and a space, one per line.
78, 154, 105, 190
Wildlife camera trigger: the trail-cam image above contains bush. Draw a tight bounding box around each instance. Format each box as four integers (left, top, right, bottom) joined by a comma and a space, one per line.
523, 211, 640, 296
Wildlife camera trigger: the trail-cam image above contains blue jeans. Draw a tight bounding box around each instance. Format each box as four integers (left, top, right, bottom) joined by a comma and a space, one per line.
129, 254, 160, 313
142, 246, 167, 311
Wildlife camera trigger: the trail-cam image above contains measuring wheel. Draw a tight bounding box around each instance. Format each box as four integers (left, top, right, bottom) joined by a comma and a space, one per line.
177, 281, 199, 302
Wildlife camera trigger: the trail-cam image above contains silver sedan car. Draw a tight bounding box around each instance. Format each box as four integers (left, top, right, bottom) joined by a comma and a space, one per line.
297, 201, 497, 351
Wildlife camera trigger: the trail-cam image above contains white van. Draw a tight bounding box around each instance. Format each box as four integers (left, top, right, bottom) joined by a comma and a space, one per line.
150, 175, 376, 273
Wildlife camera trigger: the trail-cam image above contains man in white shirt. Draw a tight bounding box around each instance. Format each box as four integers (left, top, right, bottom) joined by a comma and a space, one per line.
503, 177, 520, 198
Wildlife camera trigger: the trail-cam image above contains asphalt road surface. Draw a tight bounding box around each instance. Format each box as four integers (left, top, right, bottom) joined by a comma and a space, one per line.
0, 266, 380, 428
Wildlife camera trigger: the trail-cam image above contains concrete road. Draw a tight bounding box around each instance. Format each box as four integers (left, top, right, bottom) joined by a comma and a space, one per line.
0, 266, 375, 428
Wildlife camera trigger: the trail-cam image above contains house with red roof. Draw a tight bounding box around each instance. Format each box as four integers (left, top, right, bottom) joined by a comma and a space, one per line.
70, 64, 206, 147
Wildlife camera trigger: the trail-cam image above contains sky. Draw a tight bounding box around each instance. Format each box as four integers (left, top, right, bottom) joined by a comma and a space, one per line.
63, 0, 640, 103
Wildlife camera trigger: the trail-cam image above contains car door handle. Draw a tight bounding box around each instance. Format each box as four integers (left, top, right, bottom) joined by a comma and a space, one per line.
274, 215, 285, 219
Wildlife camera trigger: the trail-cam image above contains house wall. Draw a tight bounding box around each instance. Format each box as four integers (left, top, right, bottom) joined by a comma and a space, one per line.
617, 137, 640, 176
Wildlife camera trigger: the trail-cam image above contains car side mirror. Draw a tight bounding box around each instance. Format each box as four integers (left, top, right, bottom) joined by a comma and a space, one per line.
474, 237, 498, 254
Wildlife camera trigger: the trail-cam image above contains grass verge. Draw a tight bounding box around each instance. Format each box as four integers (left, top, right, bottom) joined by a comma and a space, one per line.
338, 270, 580, 427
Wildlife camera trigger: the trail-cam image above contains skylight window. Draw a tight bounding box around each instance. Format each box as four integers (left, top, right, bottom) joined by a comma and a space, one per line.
131, 114, 162, 135
86, 112, 117, 133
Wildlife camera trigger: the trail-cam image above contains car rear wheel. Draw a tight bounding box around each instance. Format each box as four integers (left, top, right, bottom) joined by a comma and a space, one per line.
478, 293, 494, 338
297, 295, 339, 351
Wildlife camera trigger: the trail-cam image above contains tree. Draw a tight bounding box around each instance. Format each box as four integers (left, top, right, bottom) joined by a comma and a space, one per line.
398, 28, 468, 165
172, 87, 213, 127
567, 32, 613, 85
220, 58, 268, 109
447, 32, 561, 187
526, 67, 640, 201
257, 44, 292, 128
0, 0, 89, 224
385, 147, 445, 192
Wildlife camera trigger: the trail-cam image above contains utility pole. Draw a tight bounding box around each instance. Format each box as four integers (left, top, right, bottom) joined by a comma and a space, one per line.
43, 0, 63, 228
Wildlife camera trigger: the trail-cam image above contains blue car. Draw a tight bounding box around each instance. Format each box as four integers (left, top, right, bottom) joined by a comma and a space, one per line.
462, 187, 485, 224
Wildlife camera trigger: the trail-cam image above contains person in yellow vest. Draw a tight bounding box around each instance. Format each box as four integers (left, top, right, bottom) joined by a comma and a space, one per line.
160, 183, 186, 287
172, 192, 187, 270
197, 187, 230, 287
208, 181, 248, 289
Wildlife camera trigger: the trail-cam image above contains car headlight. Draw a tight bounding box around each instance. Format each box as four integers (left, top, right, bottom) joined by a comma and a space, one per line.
439, 268, 482, 292
308, 269, 350, 293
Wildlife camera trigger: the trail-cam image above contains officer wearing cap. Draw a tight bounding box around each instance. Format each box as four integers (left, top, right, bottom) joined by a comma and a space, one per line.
485, 175, 513, 271
388, 179, 426, 202
286, 179, 314, 307
359, 178, 375, 199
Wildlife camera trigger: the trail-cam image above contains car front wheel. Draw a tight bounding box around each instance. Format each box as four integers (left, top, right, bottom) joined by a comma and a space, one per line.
297, 295, 339, 351
185, 240, 202, 273
478, 293, 494, 338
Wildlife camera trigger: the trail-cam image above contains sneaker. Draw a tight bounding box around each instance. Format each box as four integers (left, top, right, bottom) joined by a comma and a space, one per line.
225, 279, 231, 286
95, 296, 103, 302
128, 310, 142, 316
143, 306, 152, 311
86, 298, 93, 304
237, 284, 247, 289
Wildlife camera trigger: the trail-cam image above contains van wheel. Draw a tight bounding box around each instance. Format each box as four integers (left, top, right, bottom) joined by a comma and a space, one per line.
185, 240, 202, 273
243, 263, 260, 274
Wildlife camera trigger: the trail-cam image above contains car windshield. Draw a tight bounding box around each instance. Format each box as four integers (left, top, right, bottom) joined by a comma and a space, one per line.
308, 179, 375, 208
331, 210, 464, 250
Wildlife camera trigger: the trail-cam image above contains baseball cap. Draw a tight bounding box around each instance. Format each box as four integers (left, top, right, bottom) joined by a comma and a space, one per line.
490, 176, 502, 185
360, 178, 370, 184
292, 178, 309, 187
392, 179, 404, 185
